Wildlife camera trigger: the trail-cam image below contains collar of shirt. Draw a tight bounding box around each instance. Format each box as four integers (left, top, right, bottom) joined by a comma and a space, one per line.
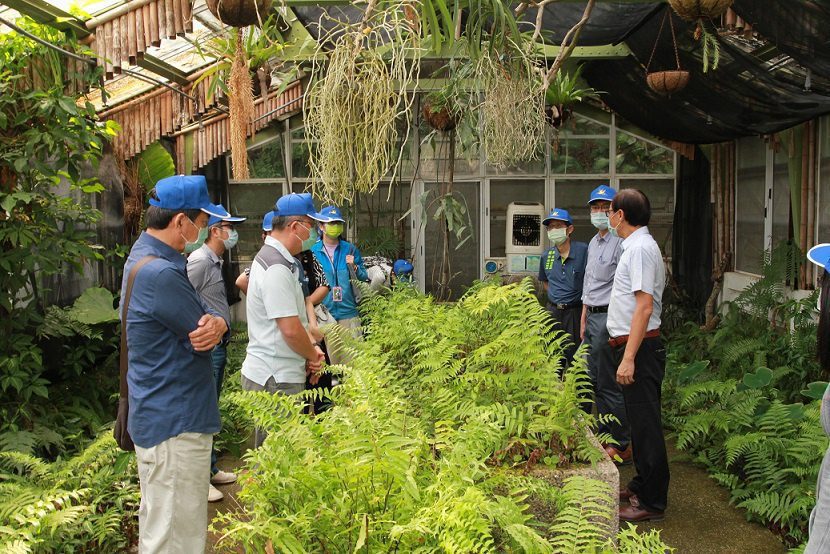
264, 236, 295, 262
195, 243, 221, 266
621, 226, 650, 250
135, 232, 187, 270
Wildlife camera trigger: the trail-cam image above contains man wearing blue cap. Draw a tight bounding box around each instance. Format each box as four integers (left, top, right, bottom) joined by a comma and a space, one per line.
186, 203, 245, 502
241, 193, 327, 447
538, 208, 588, 367
606, 188, 669, 522
393, 259, 414, 285
311, 205, 369, 365
120, 175, 229, 553
580, 186, 630, 465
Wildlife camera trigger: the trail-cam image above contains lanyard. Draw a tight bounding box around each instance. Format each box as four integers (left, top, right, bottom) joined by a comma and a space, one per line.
322, 242, 341, 287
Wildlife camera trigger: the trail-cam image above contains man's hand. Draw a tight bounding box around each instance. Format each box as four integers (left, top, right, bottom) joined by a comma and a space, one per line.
189, 314, 227, 352
616, 357, 635, 386
579, 310, 587, 342
306, 346, 326, 384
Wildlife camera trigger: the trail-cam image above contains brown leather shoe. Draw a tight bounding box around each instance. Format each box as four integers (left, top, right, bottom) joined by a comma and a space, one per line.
619, 504, 665, 522
605, 444, 633, 466
619, 487, 636, 502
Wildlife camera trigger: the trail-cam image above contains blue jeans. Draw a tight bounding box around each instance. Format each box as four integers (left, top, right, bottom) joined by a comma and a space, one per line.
210, 343, 227, 475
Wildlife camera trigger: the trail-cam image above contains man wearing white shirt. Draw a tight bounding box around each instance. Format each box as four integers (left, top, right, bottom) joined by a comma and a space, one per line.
605, 188, 669, 523
241, 193, 327, 447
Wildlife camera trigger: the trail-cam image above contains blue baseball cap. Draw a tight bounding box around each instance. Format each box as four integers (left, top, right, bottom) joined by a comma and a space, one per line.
808, 244, 830, 274
588, 185, 616, 204
393, 259, 414, 275
320, 205, 346, 223
543, 208, 572, 226
207, 203, 246, 227
274, 193, 329, 222
261, 210, 275, 231
149, 175, 224, 217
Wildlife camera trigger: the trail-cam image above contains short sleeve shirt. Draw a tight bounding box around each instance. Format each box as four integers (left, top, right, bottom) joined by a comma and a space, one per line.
606, 227, 666, 338
582, 232, 624, 308
186, 244, 231, 324
241, 237, 309, 385
538, 241, 588, 305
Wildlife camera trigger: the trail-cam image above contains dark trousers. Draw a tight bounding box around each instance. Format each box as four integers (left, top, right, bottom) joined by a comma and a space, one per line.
547, 303, 581, 368
209, 342, 227, 475
612, 336, 670, 512
583, 312, 630, 449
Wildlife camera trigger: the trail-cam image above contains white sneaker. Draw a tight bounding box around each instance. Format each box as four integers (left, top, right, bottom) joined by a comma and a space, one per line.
210, 470, 237, 485
208, 484, 224, 502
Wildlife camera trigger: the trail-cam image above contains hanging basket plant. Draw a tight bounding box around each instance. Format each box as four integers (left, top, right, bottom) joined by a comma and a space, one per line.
205, 0, 272, 28
543, 65, 598, 129
668, 0, 732, 22
422, 102, 459, 132
645, 10, 690, 96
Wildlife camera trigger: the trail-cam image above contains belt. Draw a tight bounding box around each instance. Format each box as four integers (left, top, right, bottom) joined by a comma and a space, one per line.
587, 305, 608, 314
549, 301, 582, 311
608, 329, 660, 348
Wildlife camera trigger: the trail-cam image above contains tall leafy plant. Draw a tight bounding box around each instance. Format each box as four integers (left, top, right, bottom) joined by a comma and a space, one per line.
0, 19, 118, 455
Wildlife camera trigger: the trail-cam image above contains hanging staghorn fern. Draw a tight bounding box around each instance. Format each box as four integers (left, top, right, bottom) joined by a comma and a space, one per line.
303, 6, 420, 203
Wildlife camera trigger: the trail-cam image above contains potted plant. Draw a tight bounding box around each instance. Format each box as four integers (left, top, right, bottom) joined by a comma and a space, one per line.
205, 0, 273, 28
668, 0, 732, 21
544, 65, 600, 128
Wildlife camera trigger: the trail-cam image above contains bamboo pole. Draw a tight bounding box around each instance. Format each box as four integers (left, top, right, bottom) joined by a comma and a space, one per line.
177, 0, 189, 35
156, 0, 166, 44
127, 10, 136, 64
149, 0, 159, 47
120, 16, 129, 70
807, 120, 817, 285
172, 0, 183, 37
165, 0, 176, 40
86, 0, 156, 29
112, 16, 122, 74
135, 6, 145, 60
143, 4, 153, 52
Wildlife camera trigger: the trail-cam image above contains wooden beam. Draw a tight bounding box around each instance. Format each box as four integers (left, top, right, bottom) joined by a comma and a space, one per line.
2, 0, 89, 37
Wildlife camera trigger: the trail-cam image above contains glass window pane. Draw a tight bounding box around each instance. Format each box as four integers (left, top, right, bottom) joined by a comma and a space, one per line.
772, 148, 791, 247
616, 131, 674, 174
228, 182, 283, 263
618, 178, 675, 257
735, 137, 767, 274
247, 138, 285, 178
550, 138, 610, 174
354, 184, 412, 259
291, 141, 312, 179
553, 178, 609, 245
562, 114, 610, 136
419, 119, 480, 177
488, 180, 545, 258
423, 182, 480, 300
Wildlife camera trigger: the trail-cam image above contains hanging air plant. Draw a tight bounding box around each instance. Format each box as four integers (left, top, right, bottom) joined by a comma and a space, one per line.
477, 48, 546, 169
303, 5, 420, 203
205, 0, 272, 28
645, 10, 690, 96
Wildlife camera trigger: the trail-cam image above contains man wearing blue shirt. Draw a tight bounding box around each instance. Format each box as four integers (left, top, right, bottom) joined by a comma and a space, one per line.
311, 205, 369, 365
120, 175, 229, 553
538, 208, 588, 368
579, 186, 630, 465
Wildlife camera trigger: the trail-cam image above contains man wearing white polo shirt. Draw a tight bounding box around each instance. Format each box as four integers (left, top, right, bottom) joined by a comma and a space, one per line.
606, 188, 669, 523
241, 193, 327, 447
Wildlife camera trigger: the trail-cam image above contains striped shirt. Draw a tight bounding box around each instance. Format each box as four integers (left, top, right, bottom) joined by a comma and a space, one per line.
187, 243, 231, 326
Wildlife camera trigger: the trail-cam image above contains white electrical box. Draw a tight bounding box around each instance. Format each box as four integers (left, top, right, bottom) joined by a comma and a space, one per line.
505, 202, 545, 274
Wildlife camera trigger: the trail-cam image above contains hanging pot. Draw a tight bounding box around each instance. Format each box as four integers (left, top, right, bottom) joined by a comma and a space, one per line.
422, 102, 458, 132
205, 0, 273, 28
668, 0, 733, 22
646, 70, 691, 95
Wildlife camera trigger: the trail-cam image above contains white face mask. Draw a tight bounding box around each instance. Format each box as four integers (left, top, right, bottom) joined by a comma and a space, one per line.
608, 211, 623, 238
222, 228, 239, 249
590, 212, 609, 230
547, 228, 567, 246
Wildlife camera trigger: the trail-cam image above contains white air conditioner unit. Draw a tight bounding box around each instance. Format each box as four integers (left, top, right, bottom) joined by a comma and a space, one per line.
505, 202, 545, 274
483, 257, 506, 275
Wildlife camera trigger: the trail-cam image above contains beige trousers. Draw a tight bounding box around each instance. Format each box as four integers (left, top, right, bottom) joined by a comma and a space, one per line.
324, 316, 363, 366
135, 432, 212, 554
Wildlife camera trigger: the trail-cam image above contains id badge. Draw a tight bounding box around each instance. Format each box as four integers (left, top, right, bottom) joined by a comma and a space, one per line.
332, 286, 343, 302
